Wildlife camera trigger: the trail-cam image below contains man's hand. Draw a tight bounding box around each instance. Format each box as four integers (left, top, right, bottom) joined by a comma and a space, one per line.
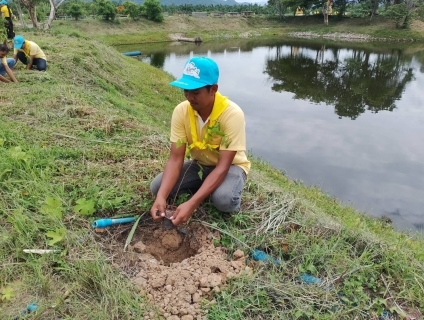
27, 57, 35, 70
0, 75, 10, 83
150, 197, 167, 221
170, 201, 197, 226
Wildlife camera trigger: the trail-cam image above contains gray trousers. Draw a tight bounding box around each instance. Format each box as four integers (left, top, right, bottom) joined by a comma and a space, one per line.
150, 160, 247, 212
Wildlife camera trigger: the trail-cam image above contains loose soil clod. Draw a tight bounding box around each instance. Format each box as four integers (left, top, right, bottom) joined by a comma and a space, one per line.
161, 229, 183, 251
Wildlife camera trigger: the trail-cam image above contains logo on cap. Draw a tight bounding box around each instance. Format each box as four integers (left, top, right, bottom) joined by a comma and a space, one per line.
183, 62, 200, 79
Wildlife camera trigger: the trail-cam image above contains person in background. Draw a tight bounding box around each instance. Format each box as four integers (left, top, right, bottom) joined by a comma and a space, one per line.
13, 35, 47, 71
150, 56, 250, 226
0, 41, 17, 83
0, 0, 15, 39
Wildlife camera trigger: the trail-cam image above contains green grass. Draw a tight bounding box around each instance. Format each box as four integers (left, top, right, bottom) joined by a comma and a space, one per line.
35, 15, 424, 46
1, 18, 424, 319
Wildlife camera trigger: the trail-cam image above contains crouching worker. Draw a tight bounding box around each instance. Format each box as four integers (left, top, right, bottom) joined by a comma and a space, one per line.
0, 41, 17, 83
13, 35, 47, 71
150, 57, 250, 226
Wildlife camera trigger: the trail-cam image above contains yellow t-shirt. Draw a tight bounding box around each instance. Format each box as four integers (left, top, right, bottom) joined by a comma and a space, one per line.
1, 5, 12, 18
170, 93, 251, 174
14, 40, 47, 60
1, 57, 7, 66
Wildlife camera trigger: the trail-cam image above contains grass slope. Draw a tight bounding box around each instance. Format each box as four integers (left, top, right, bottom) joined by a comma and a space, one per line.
44, 15, 424, 46
1, 17, 423, 319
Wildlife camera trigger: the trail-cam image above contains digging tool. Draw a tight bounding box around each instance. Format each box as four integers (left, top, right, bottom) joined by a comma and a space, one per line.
156, 210, 175, 230
92, 217, 136, 229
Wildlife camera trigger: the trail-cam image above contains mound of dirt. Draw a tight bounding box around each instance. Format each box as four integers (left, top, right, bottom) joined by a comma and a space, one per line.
124, 222, 249, 320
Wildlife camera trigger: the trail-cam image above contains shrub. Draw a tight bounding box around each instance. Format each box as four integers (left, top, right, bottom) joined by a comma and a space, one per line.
122, 1, 141, 20
36, 2, 50, 22
418, 4, 424, 21
141, 0, 163, 22
348, 2, 371, 18
97, 0, 118, 21
67, 2, 86, 21
381, 3, 417, 29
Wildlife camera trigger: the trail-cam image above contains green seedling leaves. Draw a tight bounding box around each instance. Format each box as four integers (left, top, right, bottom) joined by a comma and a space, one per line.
0, 138, 4, 147
41, 197, 63, 219
74, 198, 95, 216
222, 136, 231, 148
176, 139, 186, 148
9, 146, 30, 163
208, 126, 225, 137
298, 262, 317, 275
1, 286, 16, 301
46, 228, 66, 246
197, 163, 204, 180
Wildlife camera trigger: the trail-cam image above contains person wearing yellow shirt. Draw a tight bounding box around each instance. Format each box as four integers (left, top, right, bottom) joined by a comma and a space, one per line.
150, 57, 250, 226
0, 41, 17, 83
0, 0, 15, 39
13, 35, 47, 71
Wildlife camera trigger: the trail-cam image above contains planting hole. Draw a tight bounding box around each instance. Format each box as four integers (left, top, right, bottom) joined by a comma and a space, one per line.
98, 215, 248, 319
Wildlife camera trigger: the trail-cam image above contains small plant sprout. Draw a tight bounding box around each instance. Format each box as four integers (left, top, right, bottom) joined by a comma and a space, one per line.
46, 228, 66, 246
74, 198, 96, 216
0, 286, 15, 301
40, 197, 63, 220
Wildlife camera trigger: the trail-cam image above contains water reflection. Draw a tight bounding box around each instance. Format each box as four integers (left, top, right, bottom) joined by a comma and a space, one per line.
116, 39, 424, 234
264, 45, 414, 119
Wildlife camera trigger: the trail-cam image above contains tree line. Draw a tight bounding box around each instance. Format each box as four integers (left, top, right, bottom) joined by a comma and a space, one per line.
268, 0, 424, 28
161, 3, 278, 14
1, 0, 164, 33
2, 0, 424, 35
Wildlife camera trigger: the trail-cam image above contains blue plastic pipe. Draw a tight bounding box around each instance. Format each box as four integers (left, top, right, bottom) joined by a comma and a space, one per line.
92, 217, 136, 229
250, 249, 281, 265
13, 303, 37, 320
122, 51, 141, 56
299, 273, 322, 284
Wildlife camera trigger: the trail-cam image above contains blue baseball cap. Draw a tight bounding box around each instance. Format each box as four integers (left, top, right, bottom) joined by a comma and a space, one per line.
0, 1, 8, 5
13, 35, 25, 49
170, 57, 219, 90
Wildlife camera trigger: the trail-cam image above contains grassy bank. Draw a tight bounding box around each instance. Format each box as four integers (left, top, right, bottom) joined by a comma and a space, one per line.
28, 14, 424, 46
1, 18, 424, 319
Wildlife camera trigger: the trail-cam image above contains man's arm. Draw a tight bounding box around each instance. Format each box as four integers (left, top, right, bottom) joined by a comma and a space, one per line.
150, 142, 185, 220
171, 150, 237, 225
27, 55, 35, 70
5, 65, 17, 83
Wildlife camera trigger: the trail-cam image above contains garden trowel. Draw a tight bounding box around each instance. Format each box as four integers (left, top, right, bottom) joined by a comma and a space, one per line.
156, 210, 175, 230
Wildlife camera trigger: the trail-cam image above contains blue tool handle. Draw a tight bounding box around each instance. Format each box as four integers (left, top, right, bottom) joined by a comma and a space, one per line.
92, 219, 112, 228
92, 217, 136, 228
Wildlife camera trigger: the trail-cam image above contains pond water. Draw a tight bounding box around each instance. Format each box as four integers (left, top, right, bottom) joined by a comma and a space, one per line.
117, 38, 424, 235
